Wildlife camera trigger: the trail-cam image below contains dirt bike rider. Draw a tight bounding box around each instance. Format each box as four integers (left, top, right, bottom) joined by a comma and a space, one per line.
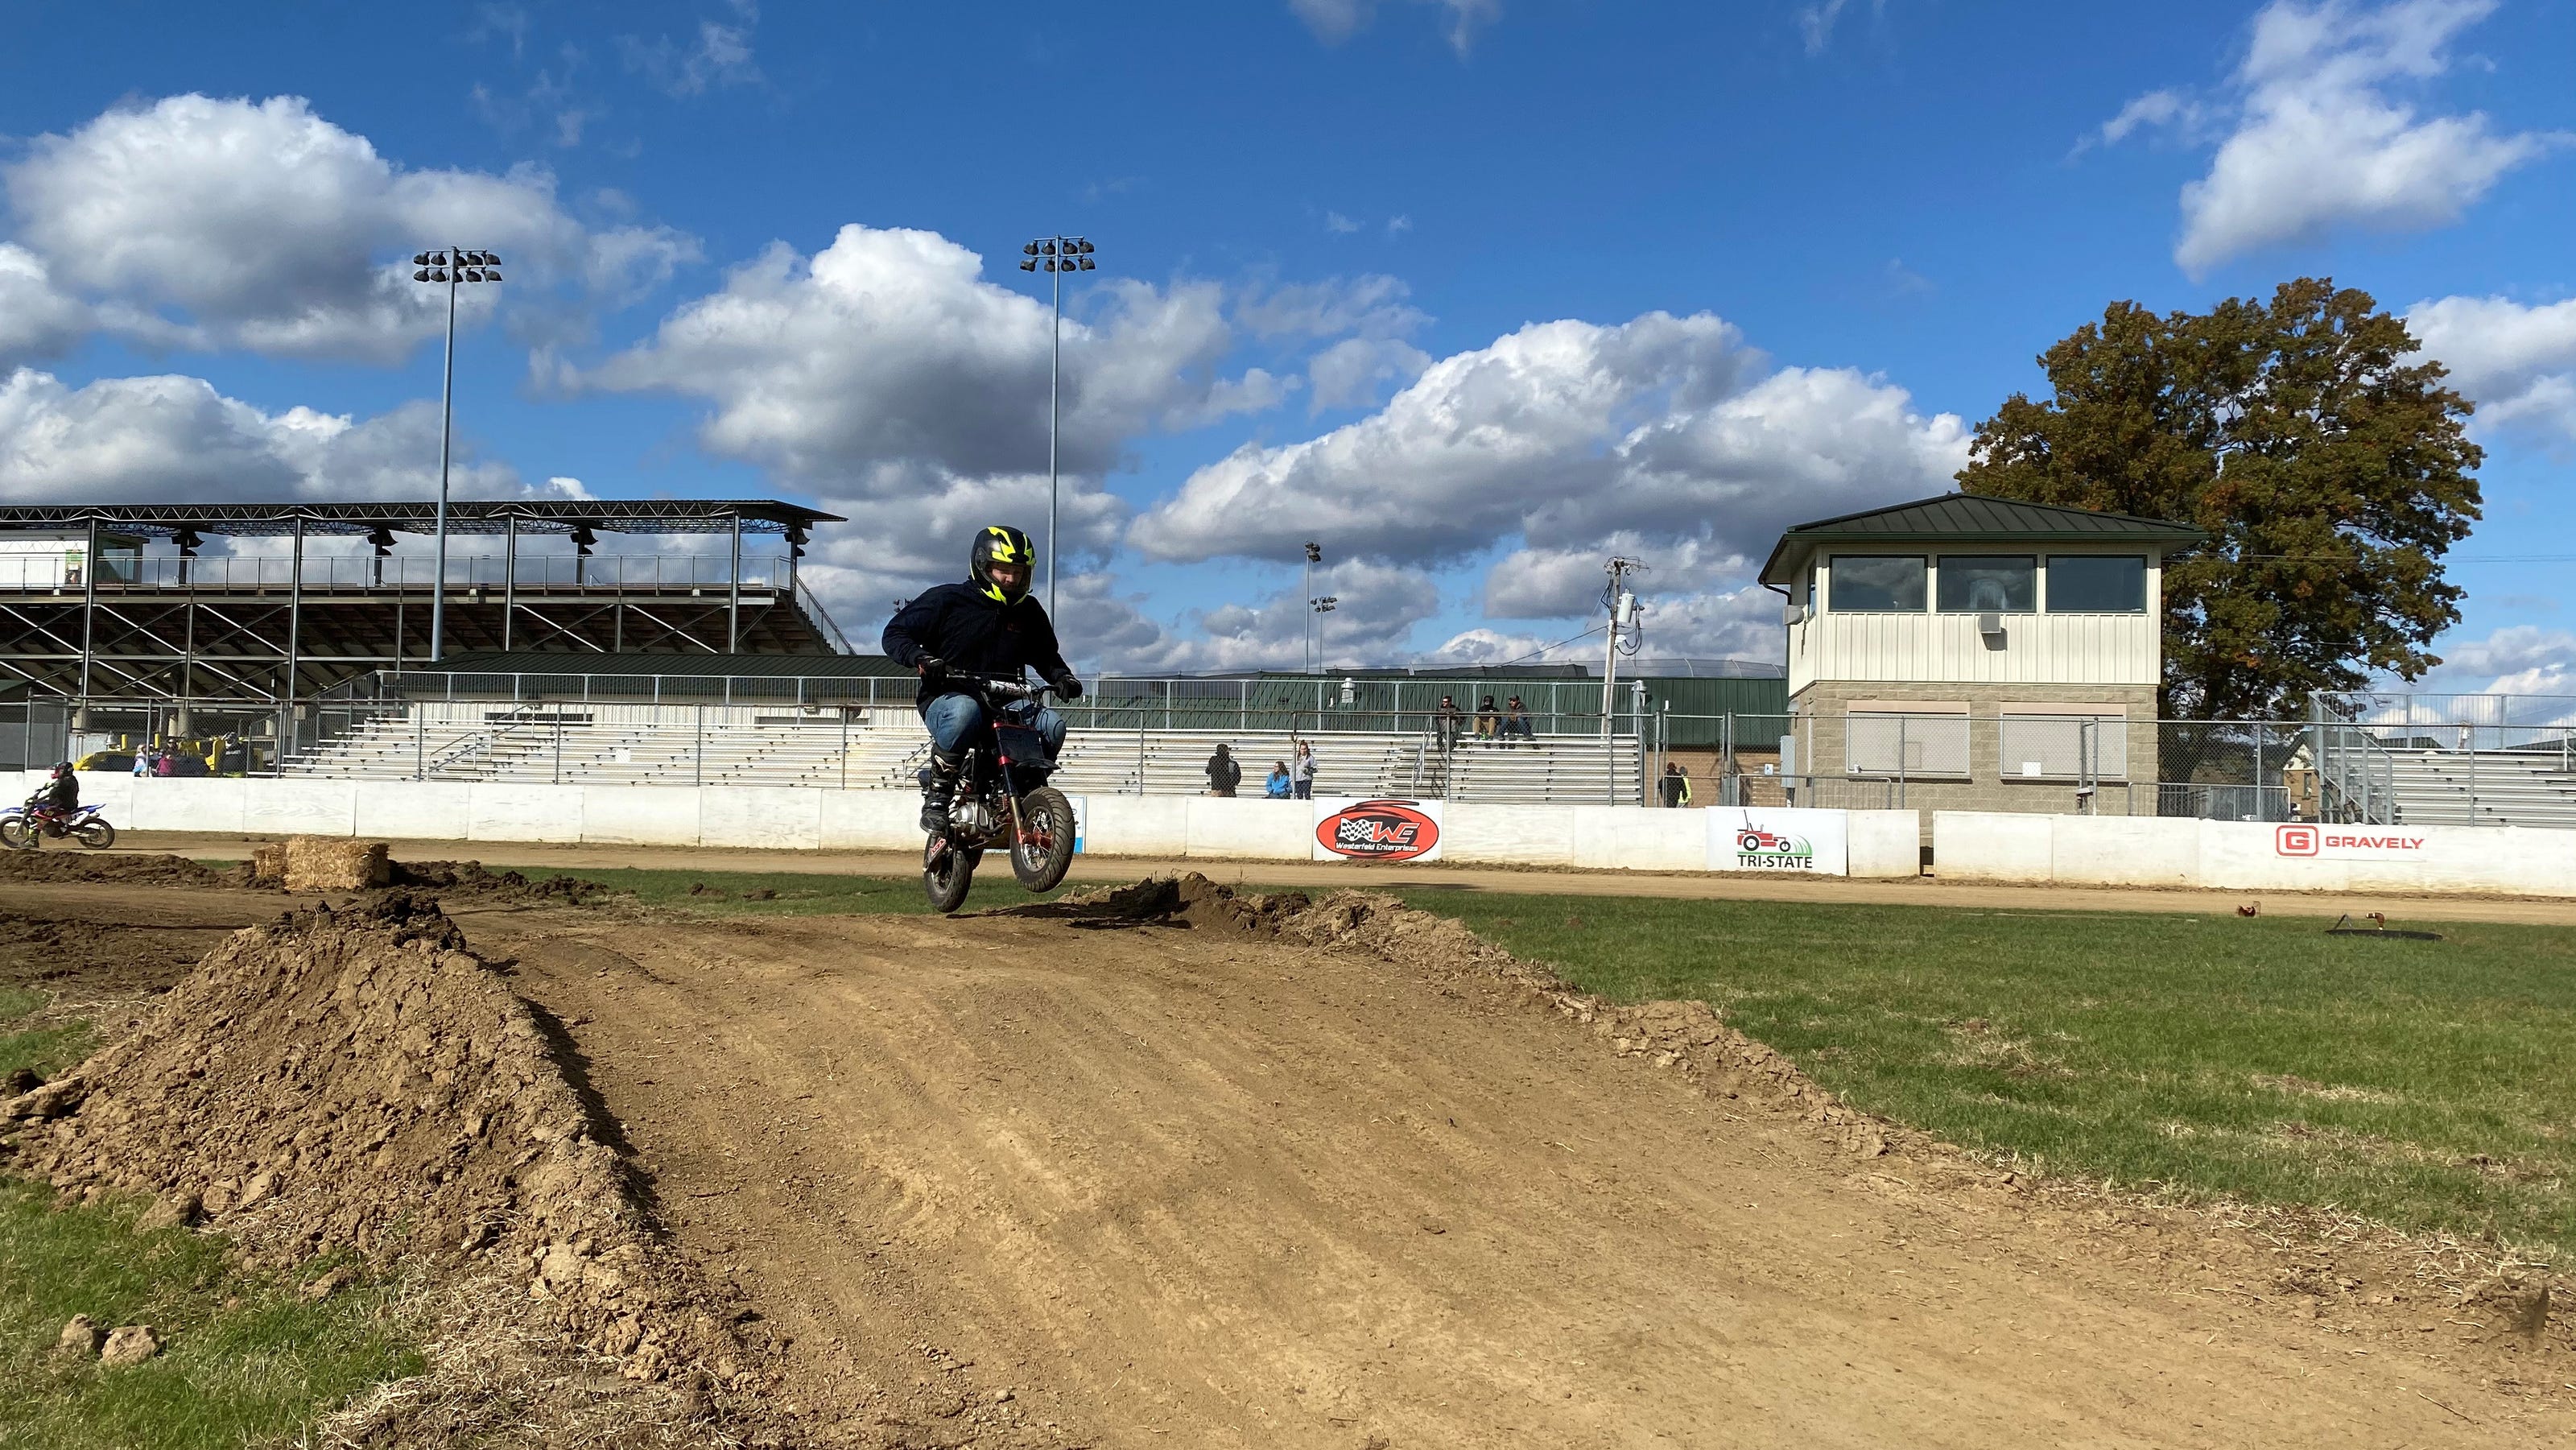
26, 762, 77, 831
881, 525, 1084, 833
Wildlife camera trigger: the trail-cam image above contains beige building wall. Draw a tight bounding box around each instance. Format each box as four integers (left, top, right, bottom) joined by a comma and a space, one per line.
1788, 680, 2162, 820
1786, 550, 2164, 696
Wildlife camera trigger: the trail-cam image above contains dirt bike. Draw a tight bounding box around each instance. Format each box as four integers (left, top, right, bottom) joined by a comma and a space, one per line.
920, 674, 1077, 914
0, 802, 116, 851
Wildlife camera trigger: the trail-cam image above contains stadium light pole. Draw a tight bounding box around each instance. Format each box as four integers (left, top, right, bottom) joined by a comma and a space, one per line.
411, 248, 503, 662
1302, 541, 1323, 673
1019, 235, 1096, 618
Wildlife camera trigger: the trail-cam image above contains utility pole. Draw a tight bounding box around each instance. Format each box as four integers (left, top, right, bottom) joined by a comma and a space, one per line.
1601, 556, 1645, 737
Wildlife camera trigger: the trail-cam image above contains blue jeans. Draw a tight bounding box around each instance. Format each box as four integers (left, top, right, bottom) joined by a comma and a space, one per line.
922, 692, 1067, 758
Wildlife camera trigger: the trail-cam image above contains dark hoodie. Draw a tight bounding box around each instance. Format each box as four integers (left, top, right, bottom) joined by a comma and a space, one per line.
881, 581, 1073, 708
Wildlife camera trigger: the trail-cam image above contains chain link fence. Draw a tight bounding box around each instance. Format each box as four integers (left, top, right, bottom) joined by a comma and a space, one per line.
1642, 711, 2363, 821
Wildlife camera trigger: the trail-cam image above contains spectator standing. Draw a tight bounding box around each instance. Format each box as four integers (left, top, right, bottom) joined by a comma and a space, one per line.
1291, 741, 1316, 799
1501, 695, 1534, 746
1657, 761, 1694, 808
1434, 695, 1464, 752
1206, 743, 1242, 797
1473, 695, 1501, 742
1265, 761, 1292, 799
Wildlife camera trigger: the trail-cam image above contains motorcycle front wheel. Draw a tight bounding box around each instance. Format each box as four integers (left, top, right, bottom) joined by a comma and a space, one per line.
0, 819, 32, 852
1010, 787, 1075, 893
73, 820, 115, 850
923, 834, 979, 914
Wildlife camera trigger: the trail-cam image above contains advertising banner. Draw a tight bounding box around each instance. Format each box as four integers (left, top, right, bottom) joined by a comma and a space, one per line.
1065, 794, 1088, 854
1312, 796, 1444, 863
2269, 823, 2426, 860
1706, 808, 1849, 875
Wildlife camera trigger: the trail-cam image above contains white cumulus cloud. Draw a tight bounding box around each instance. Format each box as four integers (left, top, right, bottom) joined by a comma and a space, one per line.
2405, 293, 2576, 444
2424, 623, 2576, 695
1092, 560, 1444, 674
1129, 311, 1967, 572
0, 246, 89, 369
573, 223, 1298, 630
1, 93, 698, 361
2107, 0, 2568, 276
0, 366, 542, 503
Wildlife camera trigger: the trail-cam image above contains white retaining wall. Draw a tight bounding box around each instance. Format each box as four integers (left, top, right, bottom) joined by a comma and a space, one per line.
40, 771, 1921, 877
1933, 810, 2576, 898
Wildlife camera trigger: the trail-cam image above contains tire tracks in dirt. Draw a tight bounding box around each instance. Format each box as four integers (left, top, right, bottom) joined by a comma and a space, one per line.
455, 894, 2571, 1449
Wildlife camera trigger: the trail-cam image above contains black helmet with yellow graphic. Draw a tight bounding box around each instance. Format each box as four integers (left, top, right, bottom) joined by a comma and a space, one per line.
969, 524, 1036, 605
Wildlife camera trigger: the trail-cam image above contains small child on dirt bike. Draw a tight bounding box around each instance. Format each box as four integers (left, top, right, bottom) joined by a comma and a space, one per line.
881, 525, 1084, 833
25, 763, 77, 831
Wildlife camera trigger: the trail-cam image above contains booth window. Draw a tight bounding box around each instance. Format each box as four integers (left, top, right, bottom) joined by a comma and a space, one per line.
2047, 555, 2147, 612
1845, 703, 1969, 777
1829, 556, 1926, 612
1998, 706, 2128, 780
1936, 556, 2035, 613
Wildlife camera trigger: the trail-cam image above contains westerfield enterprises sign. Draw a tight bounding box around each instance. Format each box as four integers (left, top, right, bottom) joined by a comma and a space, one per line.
1311, 797, 1444, 863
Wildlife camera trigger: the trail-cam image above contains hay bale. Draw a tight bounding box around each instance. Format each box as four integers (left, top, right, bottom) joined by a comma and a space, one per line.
282, 837, 389, 892
250, 843, 287, 886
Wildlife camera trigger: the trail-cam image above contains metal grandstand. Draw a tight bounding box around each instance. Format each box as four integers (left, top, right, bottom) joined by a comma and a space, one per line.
0, 499, 848, 750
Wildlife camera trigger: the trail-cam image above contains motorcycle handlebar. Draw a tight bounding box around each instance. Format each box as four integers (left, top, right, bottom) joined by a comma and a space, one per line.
944, 672, 1049, 703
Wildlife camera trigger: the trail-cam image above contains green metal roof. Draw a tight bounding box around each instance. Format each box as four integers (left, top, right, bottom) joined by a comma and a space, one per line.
1759, 493, 2203, 584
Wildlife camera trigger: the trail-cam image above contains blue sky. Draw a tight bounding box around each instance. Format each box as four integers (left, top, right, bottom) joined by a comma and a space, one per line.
2, 0, 2571, 688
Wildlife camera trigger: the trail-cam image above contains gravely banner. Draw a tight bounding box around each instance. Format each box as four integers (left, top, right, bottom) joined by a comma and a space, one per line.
1706, 808, 1849, 875
1311, 797, 1444, 863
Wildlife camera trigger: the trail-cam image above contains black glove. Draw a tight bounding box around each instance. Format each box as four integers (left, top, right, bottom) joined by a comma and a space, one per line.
1048, 670, 1084, 700
915, 653, 947, 684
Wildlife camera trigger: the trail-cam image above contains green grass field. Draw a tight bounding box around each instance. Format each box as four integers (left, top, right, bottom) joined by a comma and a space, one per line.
0, 994, 419, 1447
1391, 890, 2576, 1255
0, 1182, 419, 1450
0, 986, 94, 1084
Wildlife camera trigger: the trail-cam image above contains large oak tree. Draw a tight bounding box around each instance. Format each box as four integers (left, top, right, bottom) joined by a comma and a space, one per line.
1958, 279, 2480, 719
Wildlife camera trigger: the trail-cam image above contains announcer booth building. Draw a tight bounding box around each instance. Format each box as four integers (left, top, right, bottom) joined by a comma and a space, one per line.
1759, 494, 2203, 816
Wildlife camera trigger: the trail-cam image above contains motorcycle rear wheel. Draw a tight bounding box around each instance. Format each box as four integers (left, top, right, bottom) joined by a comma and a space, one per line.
74, 820, 115, 850
1010, 786, 1075, 893
923, 834, 979, 914
0, 820, 32, 852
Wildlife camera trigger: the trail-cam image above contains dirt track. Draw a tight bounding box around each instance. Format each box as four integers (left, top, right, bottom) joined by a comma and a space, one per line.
431, 894, 2570, 1448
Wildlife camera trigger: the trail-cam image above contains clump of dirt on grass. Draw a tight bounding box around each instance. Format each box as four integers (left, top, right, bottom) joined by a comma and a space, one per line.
1042, 874, 1901, 1157
0, 890, 781, 1443
0, 851, 242, 889
387, 857, 610, 906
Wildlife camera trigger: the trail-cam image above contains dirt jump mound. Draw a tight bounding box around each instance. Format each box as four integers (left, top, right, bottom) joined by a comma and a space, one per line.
0, 891, 776, 1441
1025, 873, 1898, 1155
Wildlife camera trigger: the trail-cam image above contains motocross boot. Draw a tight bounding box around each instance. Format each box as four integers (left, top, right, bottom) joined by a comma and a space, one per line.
919, 750, 961, 833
